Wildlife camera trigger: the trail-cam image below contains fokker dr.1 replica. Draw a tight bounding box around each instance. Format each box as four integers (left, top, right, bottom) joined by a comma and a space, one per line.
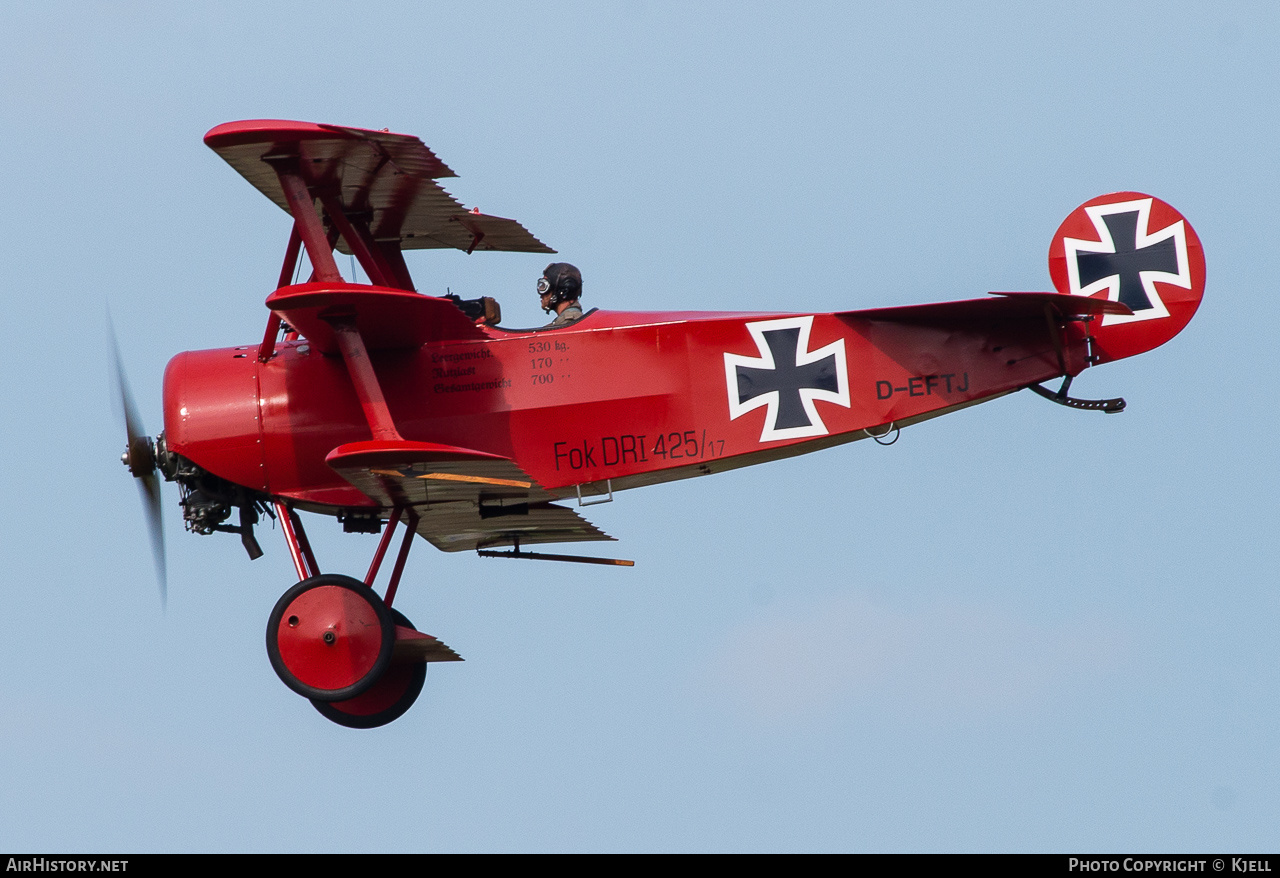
116, 119, 1204, 728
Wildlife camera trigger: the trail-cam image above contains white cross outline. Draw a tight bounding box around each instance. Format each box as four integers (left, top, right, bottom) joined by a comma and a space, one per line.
1063, 197, 1190, 326
723, 315, 850, 443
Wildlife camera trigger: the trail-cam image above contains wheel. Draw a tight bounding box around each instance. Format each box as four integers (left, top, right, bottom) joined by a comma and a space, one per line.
311, 608, 427, 729
266, 574, 395, 702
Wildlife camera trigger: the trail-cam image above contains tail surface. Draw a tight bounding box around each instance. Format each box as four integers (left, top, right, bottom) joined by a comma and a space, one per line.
1047, 192, 1204, 365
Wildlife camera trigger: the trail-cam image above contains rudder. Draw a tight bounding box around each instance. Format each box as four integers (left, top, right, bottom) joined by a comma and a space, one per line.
1047, 192, 1205, 365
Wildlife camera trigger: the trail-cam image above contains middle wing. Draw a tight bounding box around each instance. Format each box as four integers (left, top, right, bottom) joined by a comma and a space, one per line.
326, 440, 613, 552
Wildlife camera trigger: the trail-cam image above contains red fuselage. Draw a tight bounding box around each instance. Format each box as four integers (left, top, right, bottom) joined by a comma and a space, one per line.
164, 302, 1075, 513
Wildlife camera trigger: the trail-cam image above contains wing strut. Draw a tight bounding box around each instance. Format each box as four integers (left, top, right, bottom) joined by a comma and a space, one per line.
316, 190, 399, 288
257, 225, 303, 362
266, 158, 343, 283
264, 154, 407, 293
329, 319, 404, 442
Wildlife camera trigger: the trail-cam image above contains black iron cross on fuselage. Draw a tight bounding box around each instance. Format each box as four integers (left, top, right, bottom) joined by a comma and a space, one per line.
1074, 209, 1179, 313
735, 326, 841, 431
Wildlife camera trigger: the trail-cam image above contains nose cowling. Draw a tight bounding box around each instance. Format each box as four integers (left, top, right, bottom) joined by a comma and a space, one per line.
163, 347, 267, 492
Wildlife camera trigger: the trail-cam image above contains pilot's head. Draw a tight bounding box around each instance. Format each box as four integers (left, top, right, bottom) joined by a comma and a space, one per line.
538, 263, 582, 313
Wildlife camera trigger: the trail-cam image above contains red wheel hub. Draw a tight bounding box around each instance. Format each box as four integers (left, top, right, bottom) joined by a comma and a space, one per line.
266, 575, 394, 701
311, 608, 428, 729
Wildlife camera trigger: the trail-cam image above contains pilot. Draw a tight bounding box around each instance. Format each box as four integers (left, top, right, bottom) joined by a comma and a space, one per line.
539, 263, 583, 326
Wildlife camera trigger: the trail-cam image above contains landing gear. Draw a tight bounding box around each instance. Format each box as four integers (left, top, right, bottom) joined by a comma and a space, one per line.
311, 608, 427, 729
266, 574, 395, 701
264, 502, 459, 728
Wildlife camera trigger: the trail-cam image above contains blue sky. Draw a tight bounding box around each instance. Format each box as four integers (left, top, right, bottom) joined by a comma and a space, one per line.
1, 0, 1276, 852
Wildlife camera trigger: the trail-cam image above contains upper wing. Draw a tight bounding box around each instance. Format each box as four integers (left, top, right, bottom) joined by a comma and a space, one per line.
204, 119, 554, 254
326, 440, 613, 553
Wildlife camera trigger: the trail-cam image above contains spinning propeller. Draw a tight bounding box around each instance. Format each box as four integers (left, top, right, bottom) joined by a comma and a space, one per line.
109, 317, 167, 607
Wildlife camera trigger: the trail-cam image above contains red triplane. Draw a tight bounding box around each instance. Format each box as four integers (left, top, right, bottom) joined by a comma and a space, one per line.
116, 119, 1205, 728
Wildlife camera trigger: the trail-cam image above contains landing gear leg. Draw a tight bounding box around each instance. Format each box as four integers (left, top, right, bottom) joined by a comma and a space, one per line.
266, 504, 394, 702
265, 504, 449, 728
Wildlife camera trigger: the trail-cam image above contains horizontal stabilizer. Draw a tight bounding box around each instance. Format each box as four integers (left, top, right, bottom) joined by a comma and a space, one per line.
845, 291, 1132, 327
987, 291, 1133, 315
